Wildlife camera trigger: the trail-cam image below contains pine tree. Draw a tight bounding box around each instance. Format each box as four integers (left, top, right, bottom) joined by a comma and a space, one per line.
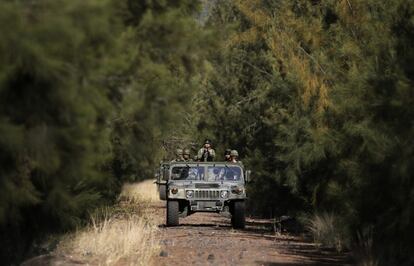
197, 1, 414, 264
108, 0, 216, 180
0, 0, 124, 262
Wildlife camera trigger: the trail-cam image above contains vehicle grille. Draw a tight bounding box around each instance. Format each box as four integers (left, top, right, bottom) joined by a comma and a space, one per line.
194, 190, 220, 199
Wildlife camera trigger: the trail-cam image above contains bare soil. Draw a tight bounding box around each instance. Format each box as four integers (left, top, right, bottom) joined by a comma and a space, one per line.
22, 197, 354, 266
152, 201, 353, 266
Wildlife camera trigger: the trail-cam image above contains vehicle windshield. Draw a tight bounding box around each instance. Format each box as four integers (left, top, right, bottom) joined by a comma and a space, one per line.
171, 166, 204, 180
207, 166, 242, 181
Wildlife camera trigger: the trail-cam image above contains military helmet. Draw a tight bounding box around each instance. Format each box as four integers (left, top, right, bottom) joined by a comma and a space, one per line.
176, 148, 183, 156
224, 149, 231, 155
183, 148, 191, 155
204, 139, 212, 145
230, 150, 239, 157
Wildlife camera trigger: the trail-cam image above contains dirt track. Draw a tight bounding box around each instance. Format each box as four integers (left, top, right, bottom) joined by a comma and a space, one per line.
22, 182, 354, 266
152, 202, 353, 266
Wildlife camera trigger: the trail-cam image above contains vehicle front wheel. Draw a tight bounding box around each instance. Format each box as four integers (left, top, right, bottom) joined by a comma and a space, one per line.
166, 200, 179, 226
231, 201, 246, 229
159, 184, 167, 200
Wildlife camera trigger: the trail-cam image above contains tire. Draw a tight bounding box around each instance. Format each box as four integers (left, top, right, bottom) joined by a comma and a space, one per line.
166, 200, 179, 226
159, 184, 167, 200
231, 201, 245, 229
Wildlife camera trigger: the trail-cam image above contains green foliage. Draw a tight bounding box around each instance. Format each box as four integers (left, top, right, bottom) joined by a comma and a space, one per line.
0, 0, 212, 263
0, 0, 122, 262
193, 0, 414, 265
107, 0, 215, 181
1, 0, 413, 265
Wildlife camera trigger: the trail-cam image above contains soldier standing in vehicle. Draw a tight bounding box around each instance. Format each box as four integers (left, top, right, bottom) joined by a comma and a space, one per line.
224, 149, 232, 162
171, 148, 184, 162
230, 150, 240, 163
183, 148, 192, 162
197, 139, 216, 162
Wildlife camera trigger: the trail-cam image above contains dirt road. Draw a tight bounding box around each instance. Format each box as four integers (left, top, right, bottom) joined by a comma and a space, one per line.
152, 202, 353, 266
22, 181, 353, 265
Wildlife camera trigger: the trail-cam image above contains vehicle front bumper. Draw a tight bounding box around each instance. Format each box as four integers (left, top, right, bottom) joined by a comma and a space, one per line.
188, 200, 226, 212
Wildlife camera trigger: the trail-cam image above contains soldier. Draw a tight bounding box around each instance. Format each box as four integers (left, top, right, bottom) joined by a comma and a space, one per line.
224, 149, 232, 162
197, 139, 216, 162
183, 148, 192, 162
230, 150, 239, 163
171, 148, 184, 162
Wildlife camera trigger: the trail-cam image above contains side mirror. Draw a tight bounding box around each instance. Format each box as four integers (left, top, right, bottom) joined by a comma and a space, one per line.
245, 170, 251, 183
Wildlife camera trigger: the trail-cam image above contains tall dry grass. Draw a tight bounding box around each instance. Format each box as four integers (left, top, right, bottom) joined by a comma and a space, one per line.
305, 212, 349, 252
119, 180, 160, 204
56, 180, 161, 265
306, 213, 379, 265
354, 227, 378, 266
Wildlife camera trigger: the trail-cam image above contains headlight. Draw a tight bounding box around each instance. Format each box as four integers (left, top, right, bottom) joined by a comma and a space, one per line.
186, 190, 194, 198
171, 187, 178, 194
231, 187, 243, 195
220, 190, 229, 198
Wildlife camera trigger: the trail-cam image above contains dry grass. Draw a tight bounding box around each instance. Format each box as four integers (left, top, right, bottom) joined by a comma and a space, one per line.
55, 179, 161, 265
354, 227, 378, 266
306, 212, 349, 252
119, 180, 160, 204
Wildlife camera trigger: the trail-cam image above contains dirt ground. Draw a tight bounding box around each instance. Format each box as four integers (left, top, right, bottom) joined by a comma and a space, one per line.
152, 201, 353, 266
22, 182, 354, 266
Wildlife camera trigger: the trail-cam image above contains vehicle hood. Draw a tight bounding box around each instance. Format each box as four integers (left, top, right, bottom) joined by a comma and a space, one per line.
168, 181, 243, 189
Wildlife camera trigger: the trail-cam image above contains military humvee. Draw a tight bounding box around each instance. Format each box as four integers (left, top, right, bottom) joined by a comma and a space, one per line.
155, 162, 251, 229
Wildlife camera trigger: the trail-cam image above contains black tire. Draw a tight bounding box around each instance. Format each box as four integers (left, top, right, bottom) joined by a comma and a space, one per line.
231, 201, 245, 229
159, 184, 167, 200
166, 200, 179, 226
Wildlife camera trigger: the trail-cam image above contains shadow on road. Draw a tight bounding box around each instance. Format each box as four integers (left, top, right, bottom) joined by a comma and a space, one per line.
255, 262, 336, 266
158, 223, 232, 229
276, 244, 354, 266
156, 208, 354, 265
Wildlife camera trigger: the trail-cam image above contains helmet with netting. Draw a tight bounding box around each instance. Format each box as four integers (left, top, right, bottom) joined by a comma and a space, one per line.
175, 148, 183, 156
230, 150, 239, 157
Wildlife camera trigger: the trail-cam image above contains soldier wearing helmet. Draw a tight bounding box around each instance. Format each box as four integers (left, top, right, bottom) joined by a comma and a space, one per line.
230, 150, 239, 163
197, 139, 216, 162
183, 148, 192, 162
224, 149, 232, 162
171, 148, 184, 162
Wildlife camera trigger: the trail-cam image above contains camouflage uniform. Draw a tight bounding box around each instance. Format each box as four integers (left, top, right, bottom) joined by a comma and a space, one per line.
197, 139, 215, 162
198, 148, 216, 161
